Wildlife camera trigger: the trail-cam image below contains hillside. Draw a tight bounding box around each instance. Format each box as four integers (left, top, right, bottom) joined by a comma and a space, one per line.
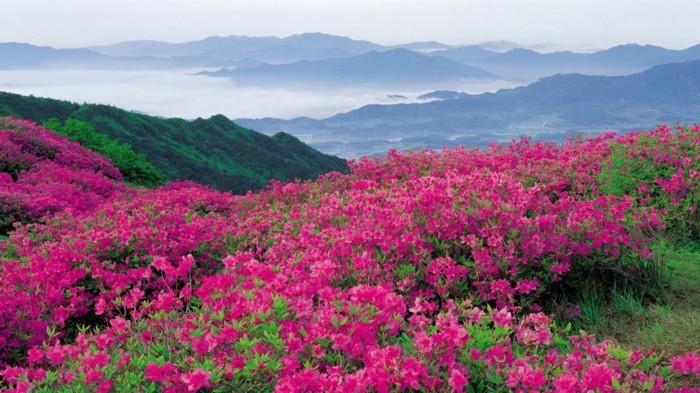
0, 117, 124, 234
1, 120, 699, 391
201, 48, 495, 88
43, 118, 164, 187
0, 92, 347, 193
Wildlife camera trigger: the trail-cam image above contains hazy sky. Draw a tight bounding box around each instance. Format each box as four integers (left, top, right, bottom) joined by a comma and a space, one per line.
2, 0, 700, 50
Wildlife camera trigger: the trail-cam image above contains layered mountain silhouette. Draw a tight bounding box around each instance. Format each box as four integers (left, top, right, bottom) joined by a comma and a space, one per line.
5, 33, 700, 87
237, 60, 700, 157
90, 33, 384, 63
0, 42, 114, 69
200, 49, 495, 88
433, 44, 700, 81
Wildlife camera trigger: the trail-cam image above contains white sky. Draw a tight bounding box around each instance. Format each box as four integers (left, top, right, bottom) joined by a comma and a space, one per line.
2, 0, 700, 50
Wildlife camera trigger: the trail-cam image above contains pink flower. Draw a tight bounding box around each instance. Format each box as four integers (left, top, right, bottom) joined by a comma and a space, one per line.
582, 363, 620, 392
181, 368, 211, 392
553, 372, 580, 392
506, 364, 546, 390
492, 308, 513, 328
109, 316, 129, 333
26, 347, 43, 364
670, 352, 700, 375
426, 257, 468, 296
97, 380, 113, 393
144, 362, 179, 383
414, 331, 433, 354
551, 261, 571, 275
45, 346, 67, 366
515, 278, 539, 294
470, 348, 481, 361
151, 257, 174, 276
448, 368, 468, 393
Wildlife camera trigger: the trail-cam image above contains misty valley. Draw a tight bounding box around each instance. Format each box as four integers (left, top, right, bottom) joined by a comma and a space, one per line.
3, 33, 700, 158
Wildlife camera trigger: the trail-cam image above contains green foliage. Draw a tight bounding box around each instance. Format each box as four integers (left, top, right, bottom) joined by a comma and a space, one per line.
572, 242, 700, 355
0, 91, 348, 193
0, 198, 28, 236
597, 142, 674, 197
44, 118, 164, 187
597, 132, 700, 241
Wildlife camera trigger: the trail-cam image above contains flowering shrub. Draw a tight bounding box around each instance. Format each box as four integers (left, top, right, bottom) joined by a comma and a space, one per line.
597, 125, 700, 240
0, 117, 123, 234
0, 121, 698, 391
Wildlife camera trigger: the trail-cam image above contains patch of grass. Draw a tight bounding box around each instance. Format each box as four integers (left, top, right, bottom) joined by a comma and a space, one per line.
573, 241, 700, 355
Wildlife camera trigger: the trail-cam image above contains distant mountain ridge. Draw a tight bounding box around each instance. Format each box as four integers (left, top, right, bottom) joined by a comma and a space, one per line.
4, 34, 700, 85
0, 42, 112, 69
0, 42, 212, 69
200, 48, 496, 88
237, 59, 700, 158
432, 43, 700, 81
0, 92, 347, 192
417, 90, 470, 100
89, 33, 385, 64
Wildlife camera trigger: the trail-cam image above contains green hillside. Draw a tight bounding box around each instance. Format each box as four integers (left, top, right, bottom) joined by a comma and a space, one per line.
0, 91, 347, 193
43, 118, 164, 187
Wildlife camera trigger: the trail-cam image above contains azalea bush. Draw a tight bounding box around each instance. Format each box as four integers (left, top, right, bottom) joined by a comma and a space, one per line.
597, 125, 700, 241
0, 117, 123, 235
0, 119, 699, 392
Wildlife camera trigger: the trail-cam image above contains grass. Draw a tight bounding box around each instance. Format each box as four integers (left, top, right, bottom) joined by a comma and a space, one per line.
574, 240, 700, 355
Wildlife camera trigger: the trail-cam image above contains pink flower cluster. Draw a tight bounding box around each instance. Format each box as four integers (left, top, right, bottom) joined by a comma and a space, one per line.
0, 117, 123, 228
0, 120, 698, 391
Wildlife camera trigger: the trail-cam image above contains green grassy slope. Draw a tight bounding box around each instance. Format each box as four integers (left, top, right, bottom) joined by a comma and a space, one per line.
0, 91, 348, 193
575, 242, 700, 356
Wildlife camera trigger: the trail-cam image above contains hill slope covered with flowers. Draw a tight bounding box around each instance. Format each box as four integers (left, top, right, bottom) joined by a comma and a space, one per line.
0, 117, 699, 392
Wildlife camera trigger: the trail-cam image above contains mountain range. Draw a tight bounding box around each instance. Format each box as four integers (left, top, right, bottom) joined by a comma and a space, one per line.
0, 33, 392, 69
90, 33, 384, 64
0, 42, 209, 70
4, 32, 700, 159
0, 91, 347, 192
5, 33, 700, 86
200, 49, 495, 88
432, 43, 700, 81
0, 42, 116, 69
237, 60, 700, 158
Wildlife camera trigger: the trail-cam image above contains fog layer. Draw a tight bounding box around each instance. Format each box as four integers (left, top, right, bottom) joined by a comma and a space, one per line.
0, 69, 519, 120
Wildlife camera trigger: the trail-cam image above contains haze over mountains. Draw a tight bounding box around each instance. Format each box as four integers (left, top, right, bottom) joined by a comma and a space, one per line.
2, 32, 700, 158
4, 33, 700, 84
432, 43, 700, 81
200, 49, 494, 88
238, 60, 700, 157
90, 33, 384, 64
